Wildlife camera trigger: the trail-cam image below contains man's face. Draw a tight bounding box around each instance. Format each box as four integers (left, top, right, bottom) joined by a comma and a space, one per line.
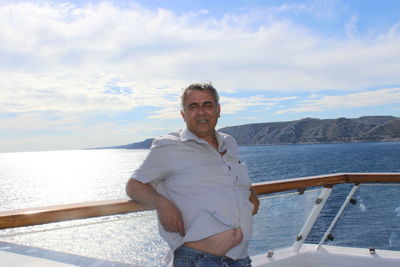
180, 89, 220, 139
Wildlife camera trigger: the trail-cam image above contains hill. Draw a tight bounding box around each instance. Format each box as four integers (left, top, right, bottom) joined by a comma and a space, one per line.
99, 116, 400, 149
219, 116, 400, 146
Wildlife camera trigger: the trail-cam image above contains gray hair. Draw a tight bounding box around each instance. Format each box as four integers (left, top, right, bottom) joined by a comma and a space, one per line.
180, 82, 220, 108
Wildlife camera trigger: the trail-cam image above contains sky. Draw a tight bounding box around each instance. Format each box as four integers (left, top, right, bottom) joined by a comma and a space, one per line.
1, 0, 400, 153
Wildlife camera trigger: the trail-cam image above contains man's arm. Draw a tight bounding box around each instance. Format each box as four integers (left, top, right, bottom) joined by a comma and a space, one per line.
249, 187, 260, 215
126, 178, 185, 236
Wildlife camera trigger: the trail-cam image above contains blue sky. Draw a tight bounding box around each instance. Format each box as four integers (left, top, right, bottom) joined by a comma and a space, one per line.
1, 0, 400, 152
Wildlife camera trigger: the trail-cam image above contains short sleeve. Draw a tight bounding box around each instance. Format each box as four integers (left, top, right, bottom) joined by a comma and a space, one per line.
130, 145, 171, 185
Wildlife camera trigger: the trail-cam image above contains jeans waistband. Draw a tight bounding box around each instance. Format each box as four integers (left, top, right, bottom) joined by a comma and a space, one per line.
175, 245, 234, 262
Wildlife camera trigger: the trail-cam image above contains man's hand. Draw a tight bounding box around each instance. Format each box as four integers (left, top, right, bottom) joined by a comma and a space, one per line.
155, 198, 185, 236
126, 178, 185, 236
249, 188, 260, 215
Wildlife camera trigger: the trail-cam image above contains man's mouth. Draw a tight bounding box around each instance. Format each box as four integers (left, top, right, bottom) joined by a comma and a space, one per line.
197, 120, 209, 123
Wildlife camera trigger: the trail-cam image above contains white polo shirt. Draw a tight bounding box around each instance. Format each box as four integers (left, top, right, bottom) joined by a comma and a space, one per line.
131, 128, 254, 260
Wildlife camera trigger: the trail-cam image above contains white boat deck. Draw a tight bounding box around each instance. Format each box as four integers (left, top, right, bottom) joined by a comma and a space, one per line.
0, 240, 134, 266
252, 244, 400, 267
2, 243, 400, 266
0, 250, 78, 267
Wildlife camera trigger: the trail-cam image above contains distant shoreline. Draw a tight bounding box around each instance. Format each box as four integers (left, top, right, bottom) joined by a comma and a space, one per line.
91, 115, 400, 150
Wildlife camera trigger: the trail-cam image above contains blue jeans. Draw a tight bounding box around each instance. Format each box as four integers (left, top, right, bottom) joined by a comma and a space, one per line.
173, 246, 252, 267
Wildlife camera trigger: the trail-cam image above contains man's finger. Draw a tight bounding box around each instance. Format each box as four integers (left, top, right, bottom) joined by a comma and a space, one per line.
177, 218, 185, 236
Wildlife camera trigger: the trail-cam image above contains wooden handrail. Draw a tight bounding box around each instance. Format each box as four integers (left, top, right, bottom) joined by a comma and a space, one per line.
0, 199, 151, 230
252, 173, 400, 195
1, 173, 399, 230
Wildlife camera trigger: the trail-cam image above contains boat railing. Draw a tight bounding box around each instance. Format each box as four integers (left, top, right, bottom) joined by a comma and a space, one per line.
1, 173, 399, 230
1, 172, 400, 257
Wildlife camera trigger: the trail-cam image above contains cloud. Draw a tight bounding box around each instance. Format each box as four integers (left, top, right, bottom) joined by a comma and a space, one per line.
0, 110, 180, 152
345, 15, 358, 37
276, 87, 400, 114
0, 1, 400, 153
148, 94, 296, 119
220, 95, 296, 114
307, 0, 342, 20
1, 2, 399, 84
147, 101, 181, 119
0, 69, 187, 114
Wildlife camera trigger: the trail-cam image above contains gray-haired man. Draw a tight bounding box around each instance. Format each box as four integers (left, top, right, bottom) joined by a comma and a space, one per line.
126, 83, 259, 266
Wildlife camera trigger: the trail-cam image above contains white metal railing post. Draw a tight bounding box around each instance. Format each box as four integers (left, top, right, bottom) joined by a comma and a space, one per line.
317, 184, 360, 249
292, 187, 332, 253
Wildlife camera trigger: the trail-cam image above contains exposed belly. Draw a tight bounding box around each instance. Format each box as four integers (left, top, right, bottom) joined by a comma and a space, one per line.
183, 228, 243, 256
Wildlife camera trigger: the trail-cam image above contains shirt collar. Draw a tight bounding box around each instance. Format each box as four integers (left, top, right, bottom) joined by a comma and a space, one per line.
180, 128, 226, 152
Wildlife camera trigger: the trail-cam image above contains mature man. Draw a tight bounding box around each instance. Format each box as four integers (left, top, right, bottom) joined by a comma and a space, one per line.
126, 83, 259, 266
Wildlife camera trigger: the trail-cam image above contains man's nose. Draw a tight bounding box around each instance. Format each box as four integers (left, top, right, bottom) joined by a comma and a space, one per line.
197, 106, 206, 115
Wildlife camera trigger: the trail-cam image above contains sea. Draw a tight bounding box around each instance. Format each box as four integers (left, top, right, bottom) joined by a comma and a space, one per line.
0, 142, 400, 266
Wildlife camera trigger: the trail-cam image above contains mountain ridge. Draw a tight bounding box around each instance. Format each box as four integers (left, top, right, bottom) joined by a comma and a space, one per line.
219, 115, 400, 146
95, 116, 400, 149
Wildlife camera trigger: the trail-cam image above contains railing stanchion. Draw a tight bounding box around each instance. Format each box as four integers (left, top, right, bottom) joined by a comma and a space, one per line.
317, 184, 360, 249
293, 187, 332, 253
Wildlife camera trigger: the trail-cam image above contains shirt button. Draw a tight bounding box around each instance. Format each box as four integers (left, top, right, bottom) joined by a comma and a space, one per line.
228, 166, 231, 170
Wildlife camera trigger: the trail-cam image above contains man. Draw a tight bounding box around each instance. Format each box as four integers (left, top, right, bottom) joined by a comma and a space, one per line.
126, 83, 259, 266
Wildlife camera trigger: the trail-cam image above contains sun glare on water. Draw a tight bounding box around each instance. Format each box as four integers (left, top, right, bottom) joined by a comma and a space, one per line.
0, 149, 149, 211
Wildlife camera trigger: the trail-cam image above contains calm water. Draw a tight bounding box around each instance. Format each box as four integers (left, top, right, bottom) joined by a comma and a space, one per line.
0, 142, 399, 266
241, 141, 400, 182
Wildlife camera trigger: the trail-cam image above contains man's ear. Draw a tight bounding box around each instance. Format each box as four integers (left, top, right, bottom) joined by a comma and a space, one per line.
180, 110, 186, 121
217, 104, 221, 118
